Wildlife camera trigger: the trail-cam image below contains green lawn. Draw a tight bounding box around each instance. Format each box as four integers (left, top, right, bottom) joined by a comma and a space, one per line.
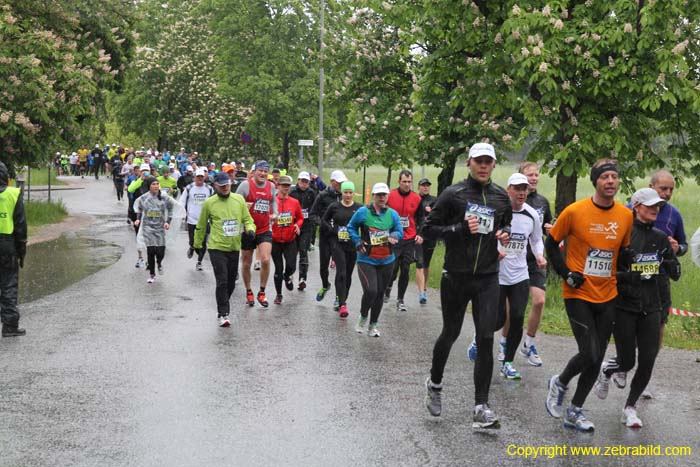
11, 166, 65, 187
316, 161, 700, 350
26, 200, 69, 236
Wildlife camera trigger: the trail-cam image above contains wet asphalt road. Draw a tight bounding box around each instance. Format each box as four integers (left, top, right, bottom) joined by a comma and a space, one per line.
1, 177, 699, 467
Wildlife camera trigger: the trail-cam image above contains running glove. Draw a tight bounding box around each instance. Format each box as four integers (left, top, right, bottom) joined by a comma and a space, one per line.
565, 271, 585, 289
16, 241, 26, 268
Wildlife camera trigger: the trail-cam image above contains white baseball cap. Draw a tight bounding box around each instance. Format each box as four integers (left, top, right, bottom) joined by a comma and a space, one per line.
168, 163, 175, 168
631, 188, 665, 207
468, 142, 497, 160
185, 165, 193, 172
298, 171, 310, 180
371, 182, 390, 194
330, 170, 347, 183
507, 173, 530, 186
139, 164, 151, 171
195, 168, 206, 177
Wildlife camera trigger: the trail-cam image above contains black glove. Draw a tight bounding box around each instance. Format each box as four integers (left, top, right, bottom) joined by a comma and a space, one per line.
355, 241, 366, 253
243, 230, 256, 242
16, 242, 26, 268
565, 271, 585, 289
618, 246, 636, 269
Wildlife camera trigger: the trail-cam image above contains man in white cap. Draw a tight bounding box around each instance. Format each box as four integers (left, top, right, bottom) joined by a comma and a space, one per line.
423, 142, 512, 429
126, 163, 156, 268
491, 173, 546, 381
183, 168, 215, 270
289, 170, 318, 290
310, 169, 347, 301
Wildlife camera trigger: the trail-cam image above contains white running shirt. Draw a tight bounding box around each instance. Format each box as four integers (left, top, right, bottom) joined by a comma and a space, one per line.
183, 183, 214, 225
498, 202, 544, 286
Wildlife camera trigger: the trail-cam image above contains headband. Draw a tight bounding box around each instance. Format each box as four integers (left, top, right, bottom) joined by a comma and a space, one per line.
590, 163, 619, 187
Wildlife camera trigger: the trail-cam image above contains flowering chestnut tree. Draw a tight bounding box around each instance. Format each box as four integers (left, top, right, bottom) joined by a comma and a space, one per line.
0, 0, 135, 172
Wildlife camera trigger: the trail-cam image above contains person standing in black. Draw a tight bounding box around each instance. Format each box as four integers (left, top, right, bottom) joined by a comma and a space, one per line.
0, 162, 27, 337
423, 143, 511, 429
415, 178, 437, 305
289, 171, 318, 290
91, 144, 103, 180
309, 170, 346, 301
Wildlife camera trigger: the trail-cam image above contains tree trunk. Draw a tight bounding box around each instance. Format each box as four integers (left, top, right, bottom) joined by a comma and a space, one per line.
282, 131, 290, 170
554, 170, 578, 216
386, 167, 392, 185
436, 153, 458, 196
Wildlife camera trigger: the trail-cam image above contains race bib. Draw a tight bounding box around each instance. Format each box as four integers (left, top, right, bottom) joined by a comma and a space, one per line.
631, 252, 660, 279
369, 229, 390, 246
162, 187, 170, 194
222, 219, 239, 237
146, 210, 162, 218
193, 193, 208, 205
253, 198, 270, 213
400, 216, 410, 228
277, 211, 292, 227
302, 208, 309, 219
584, 248, 614, 278
504, 232, 527, 256
465, 202, 495, 234
337, 226, 350, 242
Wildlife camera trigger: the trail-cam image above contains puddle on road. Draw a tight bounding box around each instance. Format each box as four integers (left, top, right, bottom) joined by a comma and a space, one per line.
19, 234, 122, 304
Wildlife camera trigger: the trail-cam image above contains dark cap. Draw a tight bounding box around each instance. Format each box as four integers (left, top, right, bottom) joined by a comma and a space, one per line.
254, 160, 270, 171
214, 172, 231, 185
418, 178, 431, 186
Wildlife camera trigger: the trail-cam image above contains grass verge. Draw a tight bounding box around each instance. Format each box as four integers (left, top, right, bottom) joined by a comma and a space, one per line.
26, 200, 69, 236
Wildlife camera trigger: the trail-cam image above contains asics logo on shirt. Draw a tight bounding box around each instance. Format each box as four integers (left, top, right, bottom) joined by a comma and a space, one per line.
588, 249, 613, 259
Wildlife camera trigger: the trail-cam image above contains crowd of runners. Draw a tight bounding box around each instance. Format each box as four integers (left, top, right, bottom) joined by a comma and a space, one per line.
58, 141, 688, 434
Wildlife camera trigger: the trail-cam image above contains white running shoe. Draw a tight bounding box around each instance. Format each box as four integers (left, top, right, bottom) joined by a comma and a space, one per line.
621, 406, 643, 428
355, 316, 367, 334
545, 375, 567, 418
254, 260, 261, 271
218, 315, 231, 327
594, 363, 611, 400
519, 343, 543, 367
368, 324, 381, 337
612, 371, 627, 389
497, 339, 506, 362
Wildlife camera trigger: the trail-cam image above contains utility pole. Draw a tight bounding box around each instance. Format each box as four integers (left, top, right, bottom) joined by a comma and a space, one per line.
318, 0, 325, 178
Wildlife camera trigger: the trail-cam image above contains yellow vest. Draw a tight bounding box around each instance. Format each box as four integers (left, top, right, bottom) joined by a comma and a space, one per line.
0, 187, 20, 234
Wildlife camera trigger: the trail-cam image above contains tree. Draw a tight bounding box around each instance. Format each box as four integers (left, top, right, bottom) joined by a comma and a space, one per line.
0, 0, 135, 172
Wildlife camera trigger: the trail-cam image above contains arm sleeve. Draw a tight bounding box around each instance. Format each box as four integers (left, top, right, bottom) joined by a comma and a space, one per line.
529, 212, 545, 257
127, 178, 143, 194
545, 235, 569, 278
662, 237, 682, 281
271, 185, 278, 216
321, 203, 335, 234
347, 208, 366, 246
235, 181, 249, 198
13, 195, 27, 244
194, 202, 208, 249
675, 210, 688, 256
294, 201, 304, 230
390, 209, 404, 241
421, 189, 465, 241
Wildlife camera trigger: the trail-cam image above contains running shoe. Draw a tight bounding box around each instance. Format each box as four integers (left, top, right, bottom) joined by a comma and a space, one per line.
147, 275, 155, 283
497, 339, 506, 362
196, 261, 203, 271
135, 258, 145, 268
397, 299, 407, 312
333, 296, 340, 312
621, 406, 643, 428
563, 406, 594, 432
316, 287, 329, 301
424, 377, 442, 417
355, 316, 367, 334
187, 248, 194, 259
473, 404, 500, 429
501, 362, 521, 380
419, 291, 427, 305
218, 315, 231, 327
383, 288, 391, 304
339, 304, 348, 318
519, 343, 543, 367
593, 363, 611, 400
158, 265, 164, 275
273, 294, 283, 305
309, 244, 315, 251
330, 260, 335, 269
284, 277, 294, 291
612, 371, 627, 389
254, 260, 261, 271
545, 375, 567, 419
246, 290, 255, 307
467, 340, 477, 362
297, 279, 306, 291
257, 290, 269, 308
368, 324, 381, 337
641, 389, 653, 399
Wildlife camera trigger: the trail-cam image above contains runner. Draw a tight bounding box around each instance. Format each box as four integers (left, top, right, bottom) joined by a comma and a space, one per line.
322, 180, 361, 318
415, 178, 436, 305
157, 166, 178, 198
289, 171, 318, 291
133, 177, 176, 283
126, 164, 151, 267
310, 170, 347, 302
195, 172, 256, 327
111, 155, 124, 201
384, 170, 424, 312
544, 158, 634, 432
91, 144, 103, 179
496, 173, 546, 380
271, 175, 304, 305
519, 161, 554, 366
0, 161, 27, 337
422, 142, 511, 429
183, 168, 215, 270
592, 188, 680, 428
236, 160, 278, 308
347, 183, 403, 336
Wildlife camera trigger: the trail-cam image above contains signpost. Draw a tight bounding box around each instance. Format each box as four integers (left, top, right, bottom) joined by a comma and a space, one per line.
298, 139, 313, 167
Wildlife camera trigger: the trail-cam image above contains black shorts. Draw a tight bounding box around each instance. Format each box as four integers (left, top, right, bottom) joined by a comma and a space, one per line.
242, 230, 272, 251
528, 265, 547, 291
394, 240, 417, 266
416, 240, 436, 269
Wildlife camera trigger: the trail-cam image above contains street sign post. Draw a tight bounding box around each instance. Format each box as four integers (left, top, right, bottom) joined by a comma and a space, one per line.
298, 140, 314, 167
